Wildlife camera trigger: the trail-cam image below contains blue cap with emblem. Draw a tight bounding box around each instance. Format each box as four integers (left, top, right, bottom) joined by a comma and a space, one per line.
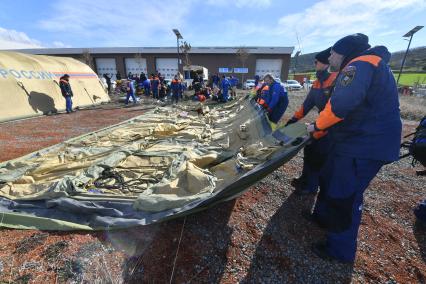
332, 33, 371, 57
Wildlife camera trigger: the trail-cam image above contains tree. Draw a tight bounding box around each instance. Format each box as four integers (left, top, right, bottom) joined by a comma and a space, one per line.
81, 49, 94, 69
236, 47, 249, 83
180, 41, 192, 67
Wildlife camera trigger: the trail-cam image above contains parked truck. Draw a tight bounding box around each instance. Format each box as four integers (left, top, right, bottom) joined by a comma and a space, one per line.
183, 65, 209, 87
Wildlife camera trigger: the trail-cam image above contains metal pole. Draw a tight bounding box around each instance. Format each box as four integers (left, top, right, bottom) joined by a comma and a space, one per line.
177, 37, 180, 74
397, 34, 413, 85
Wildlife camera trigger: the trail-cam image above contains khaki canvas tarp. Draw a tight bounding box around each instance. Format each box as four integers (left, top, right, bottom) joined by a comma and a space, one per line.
0, 51, 110, 122
0, 97, 309, 230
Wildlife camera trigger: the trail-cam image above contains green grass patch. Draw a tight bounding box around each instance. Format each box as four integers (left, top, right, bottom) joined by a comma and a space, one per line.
393, 73, 426, 86
289, 72, 426, 86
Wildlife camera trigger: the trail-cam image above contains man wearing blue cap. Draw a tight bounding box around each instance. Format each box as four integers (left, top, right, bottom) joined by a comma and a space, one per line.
286, 47, 337, 195
306, 33, 402, 263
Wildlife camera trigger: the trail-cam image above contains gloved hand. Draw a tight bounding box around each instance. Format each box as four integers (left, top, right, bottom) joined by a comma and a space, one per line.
285, 117, 298, 127
254, 103, 264, 112
306, 123, 316, 133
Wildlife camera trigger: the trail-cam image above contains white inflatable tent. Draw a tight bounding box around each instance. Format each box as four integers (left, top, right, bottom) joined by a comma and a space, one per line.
0, 51, 110, 122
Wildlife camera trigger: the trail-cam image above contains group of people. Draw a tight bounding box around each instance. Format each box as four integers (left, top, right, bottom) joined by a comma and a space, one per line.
276, 33, 402, 264
119, 72, 183, 105
210, 74, 239, 102
59, 33, 406, 264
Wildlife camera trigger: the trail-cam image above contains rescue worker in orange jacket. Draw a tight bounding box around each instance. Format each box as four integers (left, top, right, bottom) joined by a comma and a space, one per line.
306, 33, 402, 263
256, 74, 288, 124
170, 75, 183, 104
254, 80, 269, 99
286, 47, 337, 195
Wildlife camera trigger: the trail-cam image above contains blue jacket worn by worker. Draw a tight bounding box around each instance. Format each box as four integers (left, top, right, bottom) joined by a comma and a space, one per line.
312, 44, 402, 262
290, 70, 337, 126
254, 75, 260, 87
212, 74, 220, 87
257, 81, 288, 124
289, 70, 337, 192
143, 79, 151, 96
230, 76, 238, 87
314, 46, 402, 161
59, 76, 73, 113
125, 80, 137, 104
151, 76, 160, 99
170, 79, 182, 103
221, 78, 231, 102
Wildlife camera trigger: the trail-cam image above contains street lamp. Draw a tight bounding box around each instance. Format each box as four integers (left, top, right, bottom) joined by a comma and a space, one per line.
396, 25, 423, 85
172, 29, 183, 73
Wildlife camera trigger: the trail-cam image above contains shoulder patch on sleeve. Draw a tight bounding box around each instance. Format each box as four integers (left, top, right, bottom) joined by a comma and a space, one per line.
339, 65, 356, 87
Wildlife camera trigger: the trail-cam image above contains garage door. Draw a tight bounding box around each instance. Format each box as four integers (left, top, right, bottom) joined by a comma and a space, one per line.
156, 58, 178, 79
125, 58, 147, 77
95, 58, 117, 80
255, 59, 282, 79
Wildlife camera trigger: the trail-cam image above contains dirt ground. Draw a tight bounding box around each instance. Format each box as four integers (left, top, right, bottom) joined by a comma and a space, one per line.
0, 94, 425, 283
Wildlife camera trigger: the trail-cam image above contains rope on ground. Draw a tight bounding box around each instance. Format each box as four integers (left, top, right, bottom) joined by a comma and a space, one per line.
169, 216, 187, 284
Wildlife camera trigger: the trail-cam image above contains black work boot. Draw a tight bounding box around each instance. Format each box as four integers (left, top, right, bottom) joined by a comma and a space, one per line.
294, 187, 317, 196
301, 210, 326, 228
290, 177, 303, 188
311, 242, 354, 264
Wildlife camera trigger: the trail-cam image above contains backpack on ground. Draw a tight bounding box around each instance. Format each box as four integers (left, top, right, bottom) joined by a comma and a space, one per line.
401, 116, 426, 175
414, 199, 426, 224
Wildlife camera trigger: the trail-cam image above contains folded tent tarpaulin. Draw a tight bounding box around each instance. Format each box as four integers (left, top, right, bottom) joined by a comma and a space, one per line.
0, 51, 110, 122
0, 97, 309, 230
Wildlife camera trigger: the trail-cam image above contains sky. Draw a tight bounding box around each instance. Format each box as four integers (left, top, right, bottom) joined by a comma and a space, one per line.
0, 0, 425, 54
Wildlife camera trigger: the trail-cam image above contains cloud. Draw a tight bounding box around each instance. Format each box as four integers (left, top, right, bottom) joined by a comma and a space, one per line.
52, 41, 72, 48
39, 0, 194, 46
275, 0, 426, 52
206, 0, 271, 8
0, 27, 43, 49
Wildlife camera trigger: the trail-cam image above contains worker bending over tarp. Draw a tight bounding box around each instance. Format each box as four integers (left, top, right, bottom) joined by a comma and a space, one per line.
0, 51, 110, 122
0, 96, 308, 230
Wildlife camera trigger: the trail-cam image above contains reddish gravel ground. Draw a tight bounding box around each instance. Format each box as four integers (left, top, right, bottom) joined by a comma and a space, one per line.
0, 97, 425, 283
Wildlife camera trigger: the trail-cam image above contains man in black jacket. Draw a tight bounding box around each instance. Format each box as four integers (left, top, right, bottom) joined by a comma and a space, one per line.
59, 74, 74, 113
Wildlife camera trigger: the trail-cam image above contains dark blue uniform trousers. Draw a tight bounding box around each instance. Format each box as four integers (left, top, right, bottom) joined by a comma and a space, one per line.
125, 92, 137, 104
313, 152, 384, 262
153, 89, 159, 99
172, 91, 179, 103
65, 96, 73, 112
300, 135, 332, 193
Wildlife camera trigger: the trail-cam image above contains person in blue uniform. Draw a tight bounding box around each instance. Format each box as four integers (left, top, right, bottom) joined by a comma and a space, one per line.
125, 78, 137, 105
220, 75, 231, 102
212, 73, 220, 88
254, 74, 260, 87
286, 47, 337, 195
151, 75, 160, 99
256, 74, 289, 124
143, 77, 151, 97
170, 75, 183, 104
306, 33, 402, 263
